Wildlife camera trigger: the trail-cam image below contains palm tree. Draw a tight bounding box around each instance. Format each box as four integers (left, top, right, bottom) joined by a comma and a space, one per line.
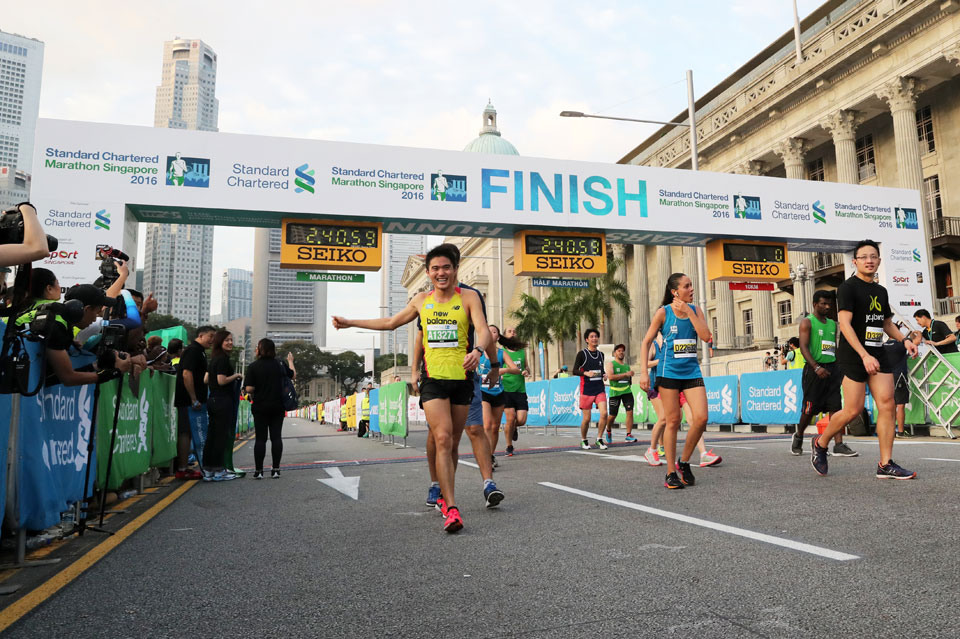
545, 287, 581, 364
509, 293, 553, 380
575, 255, 631, 343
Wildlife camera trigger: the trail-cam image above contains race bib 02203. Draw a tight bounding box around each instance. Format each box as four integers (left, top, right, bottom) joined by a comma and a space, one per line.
673, 338, 697, 358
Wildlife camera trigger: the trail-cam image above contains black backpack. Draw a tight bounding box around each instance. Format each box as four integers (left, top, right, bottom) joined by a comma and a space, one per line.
276, 361, 298, 411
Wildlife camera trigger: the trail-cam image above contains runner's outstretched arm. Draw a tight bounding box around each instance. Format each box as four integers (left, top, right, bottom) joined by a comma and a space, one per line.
333, 294, 423, 331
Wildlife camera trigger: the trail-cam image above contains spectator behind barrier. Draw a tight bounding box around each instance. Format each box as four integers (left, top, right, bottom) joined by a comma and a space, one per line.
0, 203, 56, 267
167, 338, 183, 366
202, 329, 242, 481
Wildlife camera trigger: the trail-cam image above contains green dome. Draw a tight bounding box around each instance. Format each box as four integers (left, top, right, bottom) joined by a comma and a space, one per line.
462, 101, 519, 156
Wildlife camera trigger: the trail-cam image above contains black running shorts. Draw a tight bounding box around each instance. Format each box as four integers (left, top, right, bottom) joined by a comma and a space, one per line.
655, 377, 705, 392
801, 362, 842, 415
608, 393, 634, 417
481, 391, 505, 407
419, 378, 475, 406
503, 391, 528, 411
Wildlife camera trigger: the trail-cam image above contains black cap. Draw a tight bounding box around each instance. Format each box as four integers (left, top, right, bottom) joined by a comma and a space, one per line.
64, 284, 109, 308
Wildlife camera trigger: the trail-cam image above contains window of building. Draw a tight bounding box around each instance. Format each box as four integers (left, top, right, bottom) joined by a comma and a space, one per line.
777, 299, 792, 326
916, 105, 935, 154
712, 316, 718, 339
806, 158, 824, 181
856, 134, 876, 181
742, 308, 754, 336
923, 175, 942, 220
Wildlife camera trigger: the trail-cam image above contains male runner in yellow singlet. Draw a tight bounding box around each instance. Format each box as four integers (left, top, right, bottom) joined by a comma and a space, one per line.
332, 244, 491, 533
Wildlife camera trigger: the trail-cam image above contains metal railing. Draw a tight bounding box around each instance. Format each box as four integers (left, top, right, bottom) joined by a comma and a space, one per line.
930, 216, 960, 240
733, 335, 754, 349
936, 296, 960, 316
701, 353, 767, 377
813, 252, 843, 271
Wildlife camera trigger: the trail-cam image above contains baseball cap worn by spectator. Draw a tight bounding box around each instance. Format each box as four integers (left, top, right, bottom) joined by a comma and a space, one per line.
64, 284, 108, 308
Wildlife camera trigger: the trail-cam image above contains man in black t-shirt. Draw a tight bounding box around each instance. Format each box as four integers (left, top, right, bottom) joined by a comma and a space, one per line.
174, 326, 216, 479
811, 240, 917, 480
913, 308, 958, 354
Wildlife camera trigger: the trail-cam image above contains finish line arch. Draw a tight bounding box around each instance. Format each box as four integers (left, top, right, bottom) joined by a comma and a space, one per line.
30, 118, 931, 313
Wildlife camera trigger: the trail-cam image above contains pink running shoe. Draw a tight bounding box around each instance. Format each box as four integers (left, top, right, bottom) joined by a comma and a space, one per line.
644, 447, 661, 467
436, 495, 448, 516
699, 449, 723, 467
443, 506, 463, 533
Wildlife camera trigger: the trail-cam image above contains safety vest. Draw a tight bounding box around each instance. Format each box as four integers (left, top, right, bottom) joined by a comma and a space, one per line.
361, 395, 370, 420
15, 299, 69, 332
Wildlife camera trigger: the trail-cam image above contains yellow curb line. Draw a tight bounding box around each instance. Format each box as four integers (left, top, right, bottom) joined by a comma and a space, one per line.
0, 479, 198, 633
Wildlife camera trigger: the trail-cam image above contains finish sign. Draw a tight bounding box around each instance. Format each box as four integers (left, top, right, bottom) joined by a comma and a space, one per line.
296, 272, 365, 283
280, 218, 383, 271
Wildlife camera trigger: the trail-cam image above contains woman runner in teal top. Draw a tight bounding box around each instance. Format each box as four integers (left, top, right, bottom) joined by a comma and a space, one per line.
639, 272, 713, 490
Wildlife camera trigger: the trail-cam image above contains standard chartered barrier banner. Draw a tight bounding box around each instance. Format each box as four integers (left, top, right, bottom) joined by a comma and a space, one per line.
548, 376, 581, 427
148, 371, 177, 466
18, 383, 95, 530
369, 389, 380, 432
525, 381, 549, 426
0, 393, 10, 527
379, 382, 408, 437
739, 370, 802, 424
355, 392, 365, 428
705, 375, 739, 424
97, 378, 151, 490
407, 396, 425, 423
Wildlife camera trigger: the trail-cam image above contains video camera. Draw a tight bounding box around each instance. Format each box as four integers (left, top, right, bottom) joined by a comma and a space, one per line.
93, 246, 130, 290
75, 289, 142, 353
0, 203, 58, 251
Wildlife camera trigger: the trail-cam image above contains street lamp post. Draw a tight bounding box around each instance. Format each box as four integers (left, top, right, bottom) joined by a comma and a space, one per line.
560, 69, 711, 368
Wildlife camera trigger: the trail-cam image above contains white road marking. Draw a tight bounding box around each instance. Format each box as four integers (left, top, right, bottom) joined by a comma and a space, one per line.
530, 446, 551, 449
921, 457, 960, 462
539, 482, 860, 562
567, 451, 652, 462
705, 445, 756, 450
459, 460, 480, 468
317, 467, 360, 500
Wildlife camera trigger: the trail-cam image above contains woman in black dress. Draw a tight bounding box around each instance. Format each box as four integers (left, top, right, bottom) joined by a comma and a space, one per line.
244, 338, 295, 479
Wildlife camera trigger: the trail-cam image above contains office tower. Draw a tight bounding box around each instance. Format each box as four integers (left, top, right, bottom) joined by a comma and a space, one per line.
221, 267, 253, 322
0, 30, 43, 208
251, 228, 327, 346
145, 37, 218, 324
380, 234, 427, 355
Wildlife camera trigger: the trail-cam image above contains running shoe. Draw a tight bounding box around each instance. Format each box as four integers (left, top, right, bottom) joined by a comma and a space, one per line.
658, 444, 666, 458
604, 432, 613, 445
876, 460, 917, 480
790, 431, 803, 456
271, 469, 281, 479
624, 434, 637, 443
176, 469, 203, 480
664, 472, 684, 489
443, 506, 464, 533
699, 450, 722, 467
810, 435, 829, 476
677, 460, 696, 486
201, 469, 215, 482
426, 485, 441, 507
506, 445, 514, 457
253, 470, 264, 480
831, 442, 859, 457
436, 495, 448, 516
581, 440, 591, 450
596, 439, 608, 451
484, 482, 505, 508
895, 430, 911, 438
644, 447, 660, 466
212, 470, 237, 482
491, 454, 498, 469
512, 428, 519, 442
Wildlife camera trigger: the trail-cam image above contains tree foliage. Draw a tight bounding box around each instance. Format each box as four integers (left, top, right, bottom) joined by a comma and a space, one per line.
374, 352, 408, 379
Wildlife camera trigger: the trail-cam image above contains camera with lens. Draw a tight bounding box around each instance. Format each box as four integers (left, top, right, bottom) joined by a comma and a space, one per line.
28, 299, 84, 341
0, 203, 58, 251
93, 246, 130, 290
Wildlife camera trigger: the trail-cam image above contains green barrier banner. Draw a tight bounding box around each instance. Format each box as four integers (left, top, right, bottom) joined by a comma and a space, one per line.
146, 325, 188, 347
97, 377, 151, 490
378, 382, 408, 437
910, 353, 960, 426
148, 371, 177, 466
612, 384, 653, 425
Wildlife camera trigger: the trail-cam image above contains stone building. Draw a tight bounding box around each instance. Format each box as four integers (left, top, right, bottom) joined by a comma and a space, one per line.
620, 0, 960, 360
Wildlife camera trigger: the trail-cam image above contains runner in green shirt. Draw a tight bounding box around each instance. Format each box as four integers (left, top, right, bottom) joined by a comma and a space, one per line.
501, 327, 529, 449
605, 344, 636, 442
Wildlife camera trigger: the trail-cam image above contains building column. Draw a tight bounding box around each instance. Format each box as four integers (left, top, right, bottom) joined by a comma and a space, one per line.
820, 110, 863, 185
610, 244, 629, 345
717, 284, 735, 350
732, 160, 774, 348
631, 244, 650, 363
774, 137, 814, 315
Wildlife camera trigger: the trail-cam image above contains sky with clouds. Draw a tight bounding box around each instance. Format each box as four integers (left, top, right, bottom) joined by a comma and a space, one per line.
4, 0, 822, 349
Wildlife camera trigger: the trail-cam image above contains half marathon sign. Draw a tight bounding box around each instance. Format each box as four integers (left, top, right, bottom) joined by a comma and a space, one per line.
532, 277, 589, 289
296, 272, 365, 283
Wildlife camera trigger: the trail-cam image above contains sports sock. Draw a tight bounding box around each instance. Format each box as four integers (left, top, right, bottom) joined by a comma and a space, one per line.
483, 479, 494, 488
430, 481, 439, 488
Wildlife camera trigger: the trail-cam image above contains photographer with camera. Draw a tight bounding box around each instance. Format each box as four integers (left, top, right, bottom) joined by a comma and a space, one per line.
0, 203, 56, 267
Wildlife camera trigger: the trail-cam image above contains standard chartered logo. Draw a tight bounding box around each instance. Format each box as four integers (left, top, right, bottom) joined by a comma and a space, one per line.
721, 384, 733, 414
783, 379, 798, 413
94, 209, 110, 230
295, 163, 315, 194
913, 248, 921, 262
538, 389, 547, 416
812, 200, 825, 224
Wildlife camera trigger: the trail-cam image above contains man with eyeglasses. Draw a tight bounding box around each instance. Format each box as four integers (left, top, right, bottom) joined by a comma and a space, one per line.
810, 239, 918, 479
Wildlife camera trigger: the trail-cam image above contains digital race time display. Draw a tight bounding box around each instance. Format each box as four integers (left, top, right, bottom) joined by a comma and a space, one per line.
525, 235, 603, 257
280, 218, 383, 272
721, 242, 785, 264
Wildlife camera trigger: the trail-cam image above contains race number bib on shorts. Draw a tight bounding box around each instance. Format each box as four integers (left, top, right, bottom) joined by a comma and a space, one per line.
864, 327, 883, 348
821, 340, 836, 357
673, 339, 697, 358
427, 324, 459, 348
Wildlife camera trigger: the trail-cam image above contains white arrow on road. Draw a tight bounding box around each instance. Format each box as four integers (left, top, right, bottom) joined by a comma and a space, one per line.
317, 467, 360, 500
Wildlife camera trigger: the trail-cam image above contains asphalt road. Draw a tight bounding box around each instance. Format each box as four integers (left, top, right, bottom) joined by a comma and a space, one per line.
9, 419, 960, 638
